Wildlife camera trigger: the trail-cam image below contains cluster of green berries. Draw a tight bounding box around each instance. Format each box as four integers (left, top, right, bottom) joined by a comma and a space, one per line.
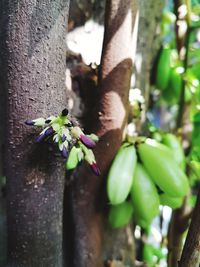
25, 109, 100, 176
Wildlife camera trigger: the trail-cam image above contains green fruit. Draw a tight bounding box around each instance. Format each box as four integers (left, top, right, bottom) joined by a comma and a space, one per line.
169, 67, 183, 98
156, 47, 171, 90
138, 139, 189, 197
143, 244, 165, 266
108, 201, 133, 228
66, 146, 80, 170
134, 213, 151, 229
107, 144, 137, 205
160, 193, 183, 209
162, 133, 185, 170
143, 244, 154, 266
162, 11, 176, 24
168, 67, 192, 102
162, 85, 177, 104
189, 64, 200, 81
152, 246, 166, 260
131, 164, 160, 224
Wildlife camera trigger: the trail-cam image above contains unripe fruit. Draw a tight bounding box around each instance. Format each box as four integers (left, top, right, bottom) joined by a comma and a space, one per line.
131, 164, 160, 224
168, 67, 192, 102
156, 48, 171, 90
108, 201, 133, 228
143, 244, 154, 266
138, 139, 189, 197
162, 133, 185, 170
159, 193, 183, 209
107, 144, 137, 205
169, 67, 183, 98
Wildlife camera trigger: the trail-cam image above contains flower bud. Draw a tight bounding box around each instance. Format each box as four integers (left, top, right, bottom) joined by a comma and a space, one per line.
80, 134, 96, 148
61, 146, 68, 158
62, 135, 66, 142
62, 108, 68, 116
35, 132, 46, 143
25, 119, 34, 126
71, 127, 96, 148
45, 127, 54, 136
90, 162, 101, 176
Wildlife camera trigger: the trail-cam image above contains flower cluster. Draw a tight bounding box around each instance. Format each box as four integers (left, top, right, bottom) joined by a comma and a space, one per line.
25, 109, 100, 176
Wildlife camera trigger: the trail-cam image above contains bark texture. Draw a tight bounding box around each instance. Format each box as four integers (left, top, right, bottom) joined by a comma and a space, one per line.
0, 1, 69, 266
66, 1, 138, 267
179, 189, 200, 267
135, 0, 164, 104
167, 197, 191, 267
103, 224, 135, 267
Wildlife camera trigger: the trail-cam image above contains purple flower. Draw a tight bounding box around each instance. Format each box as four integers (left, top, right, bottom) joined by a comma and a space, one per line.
61, 146, 68, 158
35, 133, 46, 143
90, 162, 101, 176
62, 135, 66, 142
25, 119, 34, 126
45, 127, 54, 136
80, 134, 96, 148
35, 127, 53, 143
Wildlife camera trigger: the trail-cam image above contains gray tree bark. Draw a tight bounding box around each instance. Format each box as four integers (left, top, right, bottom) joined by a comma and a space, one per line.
0, 1, 69, 266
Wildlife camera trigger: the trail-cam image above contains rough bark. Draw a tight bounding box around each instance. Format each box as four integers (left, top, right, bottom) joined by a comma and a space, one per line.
179, 189, 200, 267
135, 0, 164, 105
103, 224, 135, 267
0, 3, 7, 261
65, 1, 138, 267
167, 197, 191, 267
0, 1, 69, 266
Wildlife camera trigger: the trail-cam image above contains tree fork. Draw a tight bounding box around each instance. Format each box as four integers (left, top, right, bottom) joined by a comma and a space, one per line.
66, 0, 138, 267
0, 1, 69, 266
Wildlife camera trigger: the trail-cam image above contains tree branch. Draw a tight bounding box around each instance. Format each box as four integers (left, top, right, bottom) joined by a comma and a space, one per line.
179, 188, 200, 267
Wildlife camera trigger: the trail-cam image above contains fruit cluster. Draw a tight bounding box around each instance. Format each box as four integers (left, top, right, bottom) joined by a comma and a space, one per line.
107, 134, 189, 229
155, 47, 200, 104
25, 109, 100, 176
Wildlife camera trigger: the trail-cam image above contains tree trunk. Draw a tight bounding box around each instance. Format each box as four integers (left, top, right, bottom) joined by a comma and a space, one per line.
179, 188, 200, 267
65, 1, 138, 267
167, 197, 191, 267
0, 1, 69, 266
135, 0, 164, 107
